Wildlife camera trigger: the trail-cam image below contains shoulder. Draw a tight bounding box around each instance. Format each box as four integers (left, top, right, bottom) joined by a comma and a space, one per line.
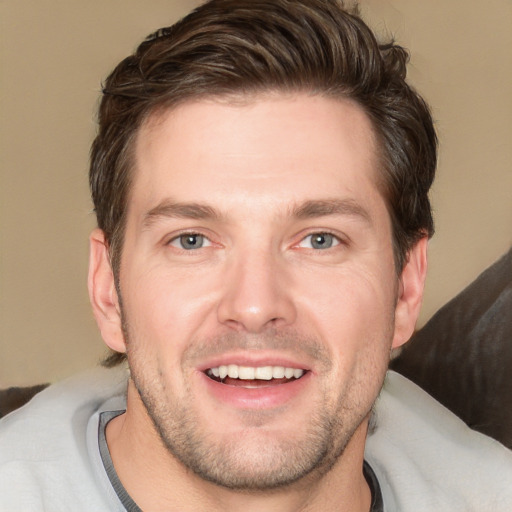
0, 366, 128, 511
365, 371, 512, 512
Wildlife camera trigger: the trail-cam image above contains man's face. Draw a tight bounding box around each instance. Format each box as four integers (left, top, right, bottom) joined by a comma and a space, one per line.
111, 93, 411, 489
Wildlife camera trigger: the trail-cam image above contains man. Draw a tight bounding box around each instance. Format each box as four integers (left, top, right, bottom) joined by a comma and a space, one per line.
1, 1, 511, 510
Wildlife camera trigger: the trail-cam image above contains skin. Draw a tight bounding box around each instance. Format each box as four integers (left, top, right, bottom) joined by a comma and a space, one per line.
89, 93, 427, 511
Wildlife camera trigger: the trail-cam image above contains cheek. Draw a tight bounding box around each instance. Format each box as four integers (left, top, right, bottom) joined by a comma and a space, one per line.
300, 262, 395, 316
308, 270, 394, 407
294, 265, 397, 359
120, 262, 218, 354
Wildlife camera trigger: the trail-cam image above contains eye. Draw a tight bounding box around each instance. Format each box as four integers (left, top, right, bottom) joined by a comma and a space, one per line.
169, 233, 211, 250
299, 232, 340, 250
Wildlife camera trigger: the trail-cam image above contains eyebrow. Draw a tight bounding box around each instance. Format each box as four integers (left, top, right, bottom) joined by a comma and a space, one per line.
143, 200, 221, 228
142, 197, 372, 228
292, 199, 372, 225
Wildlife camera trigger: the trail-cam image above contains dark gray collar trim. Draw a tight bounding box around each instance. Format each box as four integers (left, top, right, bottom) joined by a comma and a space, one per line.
98, 410, 142, 512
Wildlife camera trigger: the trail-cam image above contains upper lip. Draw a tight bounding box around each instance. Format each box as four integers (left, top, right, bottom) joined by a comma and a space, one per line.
197, 352, 312, 373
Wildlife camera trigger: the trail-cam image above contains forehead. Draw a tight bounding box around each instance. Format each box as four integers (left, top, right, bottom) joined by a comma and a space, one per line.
130, 93, 383, 218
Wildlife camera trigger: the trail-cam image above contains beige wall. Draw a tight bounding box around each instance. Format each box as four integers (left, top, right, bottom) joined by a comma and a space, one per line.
1, 0, 511, 387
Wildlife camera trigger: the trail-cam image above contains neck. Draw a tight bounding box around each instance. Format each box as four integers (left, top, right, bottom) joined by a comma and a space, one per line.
106, 381, 372, 512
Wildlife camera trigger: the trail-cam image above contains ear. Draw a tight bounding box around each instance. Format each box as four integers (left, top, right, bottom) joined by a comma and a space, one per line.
88, 228, 126, 353
392, 237, 428, 349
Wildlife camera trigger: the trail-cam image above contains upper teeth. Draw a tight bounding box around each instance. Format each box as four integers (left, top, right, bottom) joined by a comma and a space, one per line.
208, 365, 304, 380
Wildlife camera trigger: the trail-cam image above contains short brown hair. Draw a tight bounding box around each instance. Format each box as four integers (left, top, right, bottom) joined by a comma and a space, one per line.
90, 0, 436, 312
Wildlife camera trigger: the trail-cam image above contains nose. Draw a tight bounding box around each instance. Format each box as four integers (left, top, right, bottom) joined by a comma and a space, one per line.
216, 247, 297, 333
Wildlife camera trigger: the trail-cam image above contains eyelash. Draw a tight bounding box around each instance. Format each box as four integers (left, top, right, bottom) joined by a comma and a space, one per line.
296, 232, 342, 250
167, 232, 212, 251
165, 230, 346, 252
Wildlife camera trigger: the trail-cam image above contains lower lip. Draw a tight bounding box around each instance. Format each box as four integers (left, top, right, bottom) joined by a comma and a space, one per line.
198, 371, 311, 409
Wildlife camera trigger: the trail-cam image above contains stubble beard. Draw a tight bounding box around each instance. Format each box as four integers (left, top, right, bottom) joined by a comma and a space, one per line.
124, 326, 389, 492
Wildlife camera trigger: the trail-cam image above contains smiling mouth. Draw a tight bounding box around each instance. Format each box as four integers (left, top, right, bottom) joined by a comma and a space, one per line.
205, 364, 306, 387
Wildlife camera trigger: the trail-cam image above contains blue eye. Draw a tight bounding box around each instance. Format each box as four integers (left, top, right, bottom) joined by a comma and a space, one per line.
299, 233, 339, 250
169, 234, 211, 250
